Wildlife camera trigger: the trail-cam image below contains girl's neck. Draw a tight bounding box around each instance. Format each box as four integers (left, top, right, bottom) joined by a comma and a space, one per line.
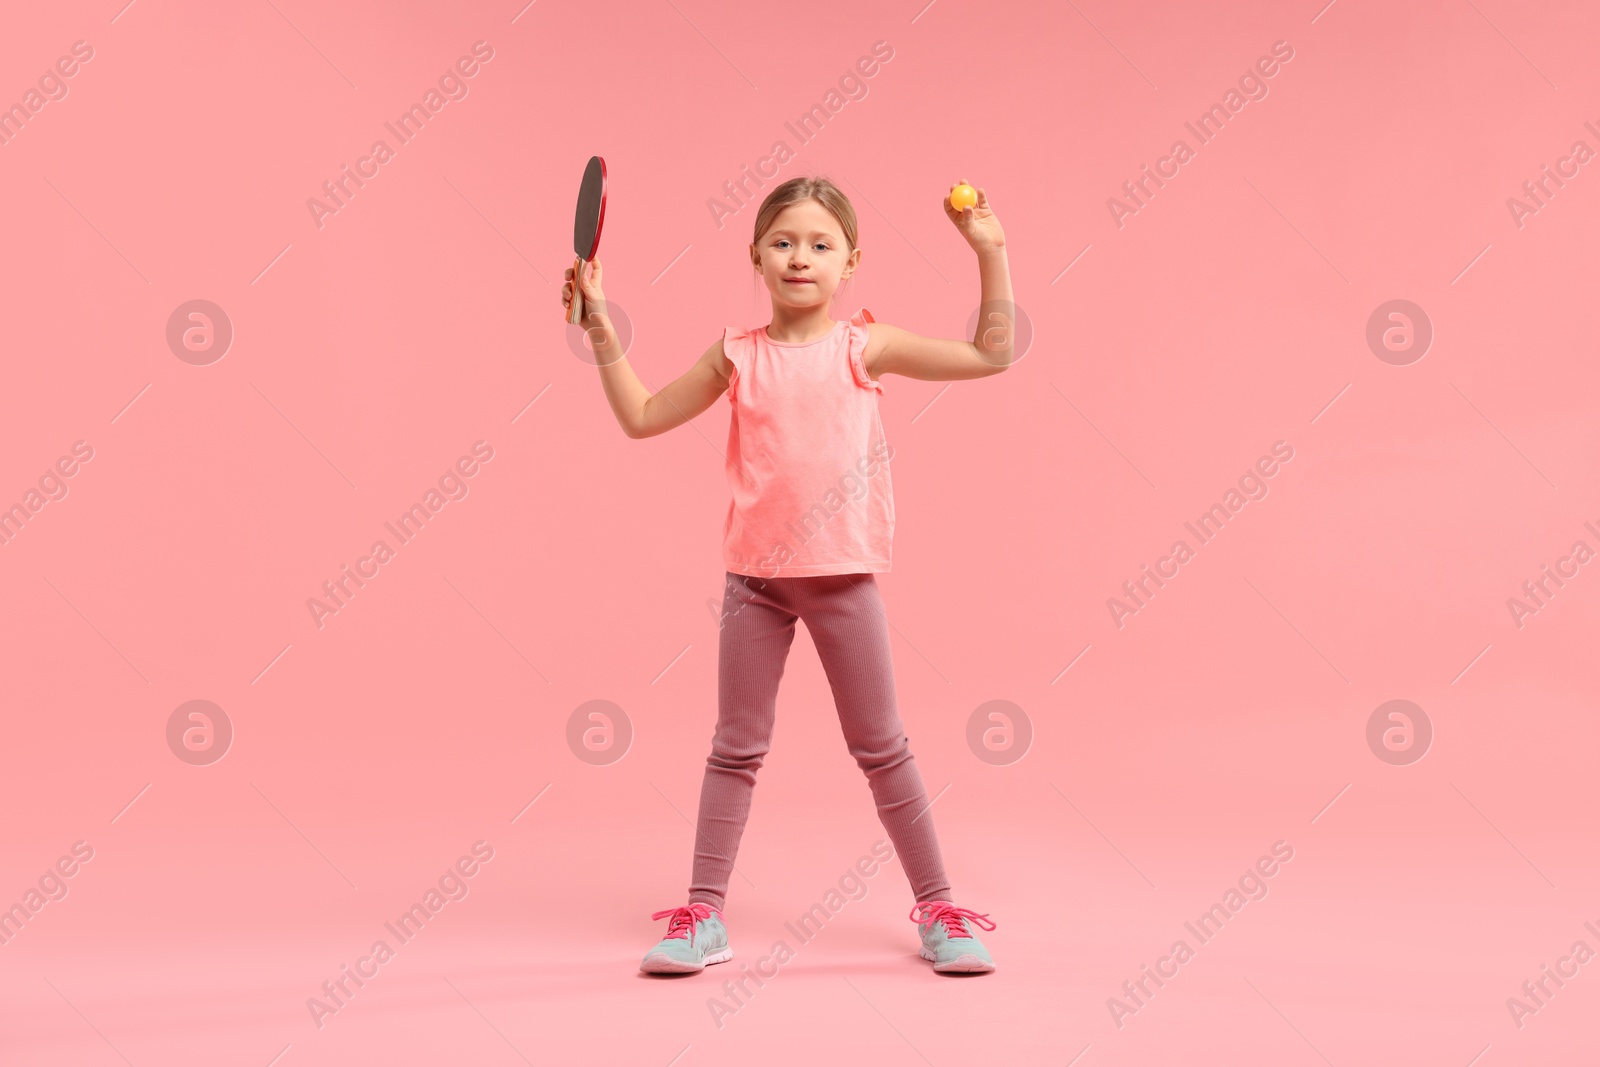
765, 307, 837, 345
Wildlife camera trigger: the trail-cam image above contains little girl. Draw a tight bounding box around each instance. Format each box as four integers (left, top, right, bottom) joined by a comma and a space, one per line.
561, 174, 1014, 976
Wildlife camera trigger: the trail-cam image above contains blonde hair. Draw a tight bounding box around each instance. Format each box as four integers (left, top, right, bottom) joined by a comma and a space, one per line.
749, 176, 859, 262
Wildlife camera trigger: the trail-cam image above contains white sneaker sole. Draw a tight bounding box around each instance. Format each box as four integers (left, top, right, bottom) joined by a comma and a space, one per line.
921, 946, 995, 974
640, 945, 734, 974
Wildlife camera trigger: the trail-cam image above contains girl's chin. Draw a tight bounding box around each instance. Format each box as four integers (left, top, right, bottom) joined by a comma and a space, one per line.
777, 286, 827, 302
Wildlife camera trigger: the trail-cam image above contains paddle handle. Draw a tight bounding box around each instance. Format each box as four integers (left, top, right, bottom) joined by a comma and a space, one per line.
566, 255, 587, 325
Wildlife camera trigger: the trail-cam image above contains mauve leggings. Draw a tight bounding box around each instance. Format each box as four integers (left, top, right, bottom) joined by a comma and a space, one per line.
686, 571, 952, 912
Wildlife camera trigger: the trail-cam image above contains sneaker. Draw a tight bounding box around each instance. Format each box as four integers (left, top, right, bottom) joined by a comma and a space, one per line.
909, 900, 997, 974
640, 902, 734, 974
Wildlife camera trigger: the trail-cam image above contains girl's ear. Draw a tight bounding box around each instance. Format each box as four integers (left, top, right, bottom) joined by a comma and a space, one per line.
842, 246, 862, 280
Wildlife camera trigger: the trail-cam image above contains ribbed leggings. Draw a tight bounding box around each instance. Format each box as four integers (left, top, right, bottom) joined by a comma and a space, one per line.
686, 570, 952, 911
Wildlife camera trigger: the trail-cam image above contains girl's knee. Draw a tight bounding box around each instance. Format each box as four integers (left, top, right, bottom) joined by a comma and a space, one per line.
708, 742, 769, 773
851, 733, 911, 773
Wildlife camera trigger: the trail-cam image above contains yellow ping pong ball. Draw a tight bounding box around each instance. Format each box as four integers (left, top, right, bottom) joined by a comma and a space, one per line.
950, 184, 978, 212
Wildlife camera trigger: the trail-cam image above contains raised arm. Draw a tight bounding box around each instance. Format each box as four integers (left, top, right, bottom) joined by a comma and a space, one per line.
562, 258, 731, 439
863, 179, 1017, 383
865, 311, 1011, 382
625, 339, 732, 439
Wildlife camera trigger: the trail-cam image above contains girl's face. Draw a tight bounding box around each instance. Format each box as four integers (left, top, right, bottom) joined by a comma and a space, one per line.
751, 199, 860, 310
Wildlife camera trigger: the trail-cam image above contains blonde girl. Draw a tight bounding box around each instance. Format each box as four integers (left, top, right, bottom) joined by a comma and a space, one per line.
561, 175, 1014, 975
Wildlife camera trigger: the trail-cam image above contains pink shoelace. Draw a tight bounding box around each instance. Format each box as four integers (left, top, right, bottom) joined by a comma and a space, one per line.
908, 901, 996, 939
651, 903, 717, 943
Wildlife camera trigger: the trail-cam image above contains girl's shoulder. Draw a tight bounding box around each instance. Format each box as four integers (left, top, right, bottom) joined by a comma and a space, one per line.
718, 325, 756, 395
847, 309, 886, 392
847, 308, 878, 347
722, 324, 757, 361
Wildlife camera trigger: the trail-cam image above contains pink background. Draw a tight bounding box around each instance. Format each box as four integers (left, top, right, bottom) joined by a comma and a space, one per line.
3, 0, 1598, 1063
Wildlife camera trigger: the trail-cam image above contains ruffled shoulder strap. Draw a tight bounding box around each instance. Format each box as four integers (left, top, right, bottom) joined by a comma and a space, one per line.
722, 325, 754, 395
846, 307, 882, 393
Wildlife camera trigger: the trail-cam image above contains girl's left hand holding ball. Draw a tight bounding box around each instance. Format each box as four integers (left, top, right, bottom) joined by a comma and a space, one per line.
944, 178, 1005, 253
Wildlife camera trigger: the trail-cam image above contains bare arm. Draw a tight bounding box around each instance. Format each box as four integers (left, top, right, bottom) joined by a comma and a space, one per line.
566, 259, 732, 438
625, 338, 732, 439
562, 259, 730, 439
591, 330, 731, 440
863, 181, 1017, 383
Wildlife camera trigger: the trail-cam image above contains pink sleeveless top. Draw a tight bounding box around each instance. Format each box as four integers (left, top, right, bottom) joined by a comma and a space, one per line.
721, 308, 895, 579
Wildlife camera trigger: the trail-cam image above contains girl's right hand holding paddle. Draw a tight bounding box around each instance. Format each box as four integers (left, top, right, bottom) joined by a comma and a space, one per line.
562, 257, 610, 331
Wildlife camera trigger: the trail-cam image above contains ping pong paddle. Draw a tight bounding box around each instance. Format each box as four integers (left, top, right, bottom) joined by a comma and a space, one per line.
566, 155, 607, 325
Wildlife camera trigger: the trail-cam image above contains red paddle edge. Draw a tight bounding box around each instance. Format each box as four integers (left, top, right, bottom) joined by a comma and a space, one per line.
583, 156, 608, 261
